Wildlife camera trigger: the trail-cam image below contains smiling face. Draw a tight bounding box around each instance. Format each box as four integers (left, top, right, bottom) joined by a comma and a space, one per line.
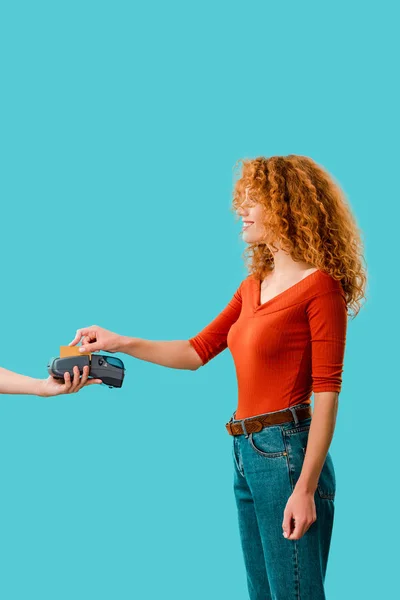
236, 187, 268, 243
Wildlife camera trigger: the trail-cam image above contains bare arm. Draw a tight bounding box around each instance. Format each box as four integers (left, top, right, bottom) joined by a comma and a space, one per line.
70, 283, 244, 372
68, 326, 203, 371
294, 391, 338, 494
117, 336, 203, 371
0, 365, 101, 397
0, 366, 43, 395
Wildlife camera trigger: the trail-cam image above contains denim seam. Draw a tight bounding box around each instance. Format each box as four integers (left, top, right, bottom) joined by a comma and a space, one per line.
232, 439, 244, 477
293, 540, 301, 600
318, 486, 335, 500
287, 431, 301, 600
283, 426, 301, 597
282, 430, 294, 492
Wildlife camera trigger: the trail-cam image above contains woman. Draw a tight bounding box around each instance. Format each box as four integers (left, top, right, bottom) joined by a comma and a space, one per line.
0, 364, 102, 396
68, 155, 367, 600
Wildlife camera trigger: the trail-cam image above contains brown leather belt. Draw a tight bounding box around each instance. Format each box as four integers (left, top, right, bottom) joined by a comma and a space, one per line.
225, 405, 312, 436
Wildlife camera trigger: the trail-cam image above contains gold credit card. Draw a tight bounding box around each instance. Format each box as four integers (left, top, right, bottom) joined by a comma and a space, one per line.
60, 346, 92, 358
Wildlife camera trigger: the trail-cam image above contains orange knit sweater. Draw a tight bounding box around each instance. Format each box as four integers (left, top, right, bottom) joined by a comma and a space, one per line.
188, 270, 348, 419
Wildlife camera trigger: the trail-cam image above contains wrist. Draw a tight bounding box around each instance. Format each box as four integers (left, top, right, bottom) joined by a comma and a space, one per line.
295, 478, 318, 495
33, 378, 46, 397
115, 335, 134, 353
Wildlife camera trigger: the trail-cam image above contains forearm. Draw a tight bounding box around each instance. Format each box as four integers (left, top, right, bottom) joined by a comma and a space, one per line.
295, 392, 339, 494
116, 336, 202, 370
0, 367, 43, 396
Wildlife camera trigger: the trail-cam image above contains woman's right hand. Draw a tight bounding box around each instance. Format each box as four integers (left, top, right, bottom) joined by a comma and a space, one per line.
68, 325, 123, 354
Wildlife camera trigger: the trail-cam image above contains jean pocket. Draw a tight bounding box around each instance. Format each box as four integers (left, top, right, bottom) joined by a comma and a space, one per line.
248, 426, 287, 458
302, 445, 336, 500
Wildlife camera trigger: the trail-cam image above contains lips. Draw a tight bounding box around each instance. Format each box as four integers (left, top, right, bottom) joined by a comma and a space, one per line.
242, 222, 254, 230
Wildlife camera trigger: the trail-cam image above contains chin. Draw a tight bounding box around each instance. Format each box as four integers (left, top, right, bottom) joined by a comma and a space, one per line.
242, 231, 259, 242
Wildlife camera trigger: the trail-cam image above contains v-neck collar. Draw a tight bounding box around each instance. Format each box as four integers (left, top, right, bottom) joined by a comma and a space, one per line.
253, 269, 322, 313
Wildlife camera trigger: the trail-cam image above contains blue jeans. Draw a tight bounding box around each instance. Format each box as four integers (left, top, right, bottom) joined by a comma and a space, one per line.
229, 403, 336, 600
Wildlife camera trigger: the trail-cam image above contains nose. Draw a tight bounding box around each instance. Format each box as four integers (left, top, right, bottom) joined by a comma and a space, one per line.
237, 205, 249, 216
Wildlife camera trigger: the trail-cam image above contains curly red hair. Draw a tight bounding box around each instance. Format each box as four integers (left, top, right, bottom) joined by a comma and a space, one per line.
231, 155, 367, 318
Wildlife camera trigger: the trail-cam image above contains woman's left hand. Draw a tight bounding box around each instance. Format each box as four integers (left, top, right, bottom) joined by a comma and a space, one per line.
282, 488, 317, 540
38, 365, 103, 397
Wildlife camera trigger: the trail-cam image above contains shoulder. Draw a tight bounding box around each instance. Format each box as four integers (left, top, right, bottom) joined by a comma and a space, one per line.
306, 271, 348, 322
235, 274, 257, 294
241, 273, 258, 286
310, 270, 347, 302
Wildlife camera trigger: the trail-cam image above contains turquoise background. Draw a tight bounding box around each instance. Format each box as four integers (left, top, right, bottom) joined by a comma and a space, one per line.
0, 0, 397, 598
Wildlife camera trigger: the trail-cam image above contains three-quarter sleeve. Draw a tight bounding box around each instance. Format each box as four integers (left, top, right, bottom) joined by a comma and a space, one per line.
306, 290, 348, 393
188, 281, 243, 366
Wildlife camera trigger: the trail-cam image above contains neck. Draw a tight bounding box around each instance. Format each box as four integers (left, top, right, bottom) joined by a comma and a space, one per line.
269, 249, 314, 279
